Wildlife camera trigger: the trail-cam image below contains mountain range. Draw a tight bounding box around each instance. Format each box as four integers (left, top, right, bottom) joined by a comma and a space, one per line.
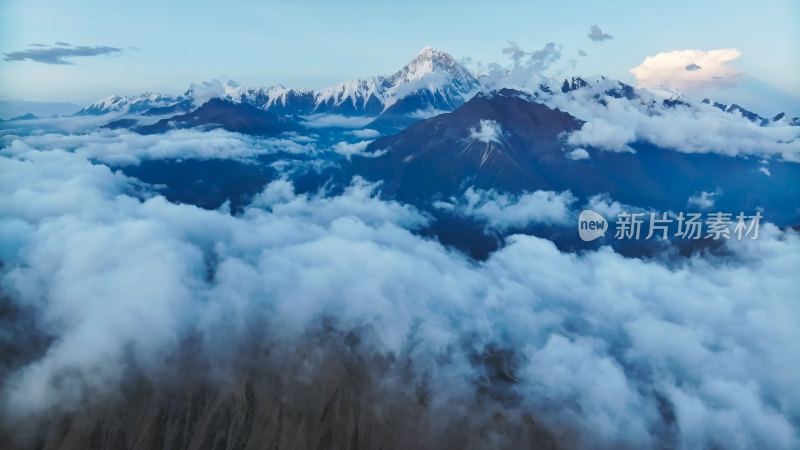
355, 88, 799, 217
3, 46, 800, 449
17, 46, 795, 256
74, 47, 481, 131
66, 47, 797, 139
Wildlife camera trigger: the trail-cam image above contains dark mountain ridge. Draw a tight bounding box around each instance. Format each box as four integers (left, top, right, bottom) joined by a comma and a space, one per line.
137, 98, 304, 136
353, 89, 800, 227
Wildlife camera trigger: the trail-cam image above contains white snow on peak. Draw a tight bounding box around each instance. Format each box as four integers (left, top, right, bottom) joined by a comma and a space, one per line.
314, 77, 383, 109
261, 85, 294, 108
79, 91, 177, 114
308, 47, 479, 111
645, 85, 687, 100
186, 78, 247, 106
79, 47, 481, 116
392, 46, 459, 82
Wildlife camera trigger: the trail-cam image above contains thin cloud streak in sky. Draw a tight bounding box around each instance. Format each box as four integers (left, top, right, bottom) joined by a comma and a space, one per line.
4, 44, 122, 65
502, 41, 562, 71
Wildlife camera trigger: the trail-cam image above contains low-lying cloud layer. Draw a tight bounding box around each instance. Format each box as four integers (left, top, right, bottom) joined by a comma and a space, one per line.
434, 188, 576, 230
1, 132, 798, 448
1, 128, 318, 166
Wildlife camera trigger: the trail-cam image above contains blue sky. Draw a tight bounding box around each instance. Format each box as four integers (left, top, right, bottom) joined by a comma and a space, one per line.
1, 0, 798, 114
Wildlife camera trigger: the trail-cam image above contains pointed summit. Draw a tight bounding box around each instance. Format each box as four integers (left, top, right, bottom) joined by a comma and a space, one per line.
392, 47, 466, 83
413, 46, 456, 64
305, 47, 478, 117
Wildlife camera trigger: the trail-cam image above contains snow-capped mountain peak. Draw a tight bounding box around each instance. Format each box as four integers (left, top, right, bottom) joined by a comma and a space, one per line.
288, 47, 480, 115
185, 78, 247, 106
75, 91, 178, 116
392, 46, 464, 82
379, 47, 480, 110
76, 47, 482, 118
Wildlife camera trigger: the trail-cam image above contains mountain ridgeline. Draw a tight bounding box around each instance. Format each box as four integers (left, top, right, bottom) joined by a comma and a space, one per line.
64, 47, 800, 258
77, 47, 481, 133
137, 98, 304, 136
353, 88, 800, 226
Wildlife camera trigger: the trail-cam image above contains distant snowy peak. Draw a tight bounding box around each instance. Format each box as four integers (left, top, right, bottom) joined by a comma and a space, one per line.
78, 47, 788, 129
389, 46, 471, 84
645, 85, 687, 101
308, 47, 480, 114
495, 75, 633, 100
179, 48, 479, 117
75, 92, 178, 116
518, 76, 798, 129
185, 79, 247, 106
247, 47, 478, 116
383, 47, 480, 108
698, 98, 789, 125
313, 77, 385, 112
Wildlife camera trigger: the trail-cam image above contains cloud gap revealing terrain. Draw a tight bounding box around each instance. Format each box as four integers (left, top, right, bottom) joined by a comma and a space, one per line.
1, 44, 799, 450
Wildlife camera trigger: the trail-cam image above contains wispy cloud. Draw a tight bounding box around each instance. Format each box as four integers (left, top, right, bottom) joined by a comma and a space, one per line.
501, 41, 562, 72
4, 43, 122, 65
587, 25, 613, 42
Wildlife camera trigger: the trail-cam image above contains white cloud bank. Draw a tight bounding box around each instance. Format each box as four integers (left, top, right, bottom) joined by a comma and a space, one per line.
630, 49, 742, 92
542, 82, 800, 161
687, 189, 721, 210
1, 128, 319, 166
434, 187, 576, 230
0, 128, 799, 449
301, 113, 376, 129
567, 148, 590, 160
332, 140, 386, 160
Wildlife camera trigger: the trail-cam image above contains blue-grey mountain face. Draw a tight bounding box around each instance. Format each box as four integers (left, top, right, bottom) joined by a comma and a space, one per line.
353, 89, 800, 227
137, 98, 304, 136
59, 50, 800, 260
355, 89, 583, 198
140, 99, 194, 116
8, 113, 39, 121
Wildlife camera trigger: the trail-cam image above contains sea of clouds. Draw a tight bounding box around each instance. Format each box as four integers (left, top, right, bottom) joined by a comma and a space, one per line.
0, 126, 798, 449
